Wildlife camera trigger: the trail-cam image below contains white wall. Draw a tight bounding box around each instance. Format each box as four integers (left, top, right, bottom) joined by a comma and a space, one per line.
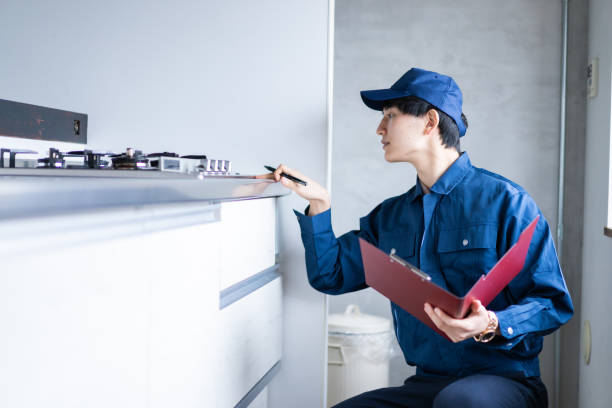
0, 1, 331, 407
0, 0, 330, 176
331, 0, 562, 397
580, 0, 612, 405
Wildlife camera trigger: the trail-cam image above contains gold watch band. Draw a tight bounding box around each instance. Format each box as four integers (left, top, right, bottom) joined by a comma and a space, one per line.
473, 310, 498, 343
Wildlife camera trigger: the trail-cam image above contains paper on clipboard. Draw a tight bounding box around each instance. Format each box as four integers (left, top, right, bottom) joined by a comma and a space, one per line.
359, 216, 539, 340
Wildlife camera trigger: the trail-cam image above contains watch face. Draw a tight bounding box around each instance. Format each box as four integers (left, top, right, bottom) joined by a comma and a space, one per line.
480, 331, 496, 342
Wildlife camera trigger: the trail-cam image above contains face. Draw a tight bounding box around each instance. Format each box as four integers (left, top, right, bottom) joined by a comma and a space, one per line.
377, 106, 429, 162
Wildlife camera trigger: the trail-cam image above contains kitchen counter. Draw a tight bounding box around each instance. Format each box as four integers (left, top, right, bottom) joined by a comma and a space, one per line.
0, 169, 288, 220
0, 171, 285, 407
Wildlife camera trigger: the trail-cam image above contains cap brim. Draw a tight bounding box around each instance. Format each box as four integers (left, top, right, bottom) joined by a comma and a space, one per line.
360, 89, 407, 111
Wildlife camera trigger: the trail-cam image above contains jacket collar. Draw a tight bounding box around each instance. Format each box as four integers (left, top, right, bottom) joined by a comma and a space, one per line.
408, 151, 471, 202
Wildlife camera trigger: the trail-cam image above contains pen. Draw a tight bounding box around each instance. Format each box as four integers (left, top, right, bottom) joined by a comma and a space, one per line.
264, 165, 308, 186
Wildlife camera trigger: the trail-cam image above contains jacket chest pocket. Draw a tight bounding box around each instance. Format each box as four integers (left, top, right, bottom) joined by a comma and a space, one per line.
436, 223, 499, 293
379, 231, 416, 261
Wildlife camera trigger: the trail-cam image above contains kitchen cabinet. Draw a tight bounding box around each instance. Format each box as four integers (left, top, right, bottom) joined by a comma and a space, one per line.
0, 180, 285, 408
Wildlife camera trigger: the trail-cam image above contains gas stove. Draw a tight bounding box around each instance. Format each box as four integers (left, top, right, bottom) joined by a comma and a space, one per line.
0, 147, 236, 177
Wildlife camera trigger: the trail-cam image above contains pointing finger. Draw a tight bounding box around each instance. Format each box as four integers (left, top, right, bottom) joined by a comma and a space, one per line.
255, 173, 276, 180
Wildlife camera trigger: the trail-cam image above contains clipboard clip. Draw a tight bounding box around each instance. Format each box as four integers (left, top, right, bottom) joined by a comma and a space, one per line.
390, 248, 431, 281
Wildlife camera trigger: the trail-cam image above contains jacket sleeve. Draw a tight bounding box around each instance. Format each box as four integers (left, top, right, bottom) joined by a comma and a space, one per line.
489, 192, 574, 349
293, 204, 382, 295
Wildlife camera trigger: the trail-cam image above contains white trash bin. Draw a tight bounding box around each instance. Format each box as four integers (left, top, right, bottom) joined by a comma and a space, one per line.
327, 305, 393, 407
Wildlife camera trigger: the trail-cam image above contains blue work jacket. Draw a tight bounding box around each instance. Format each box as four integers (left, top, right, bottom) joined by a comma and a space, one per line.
294, 152, 573, 378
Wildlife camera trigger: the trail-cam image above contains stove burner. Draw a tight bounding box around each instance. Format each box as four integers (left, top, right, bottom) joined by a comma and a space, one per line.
111, 148, 149, 169
0, 148, 37, 168
37, 148, 66, 168
146, 152, 182, 172
65, 150, 113, 169
147, 152, 179, 158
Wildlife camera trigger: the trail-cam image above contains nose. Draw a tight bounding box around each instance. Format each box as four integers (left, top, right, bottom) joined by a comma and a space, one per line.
376, 118, 386, 137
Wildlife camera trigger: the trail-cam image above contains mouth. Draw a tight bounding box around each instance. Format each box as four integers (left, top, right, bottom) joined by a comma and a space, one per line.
382, 141, 390, 149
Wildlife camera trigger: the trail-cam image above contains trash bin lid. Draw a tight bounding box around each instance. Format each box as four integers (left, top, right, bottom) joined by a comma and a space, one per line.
328, 305, 391, 335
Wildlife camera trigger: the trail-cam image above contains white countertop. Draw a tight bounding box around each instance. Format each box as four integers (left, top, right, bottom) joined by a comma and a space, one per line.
0, 169, 289, 220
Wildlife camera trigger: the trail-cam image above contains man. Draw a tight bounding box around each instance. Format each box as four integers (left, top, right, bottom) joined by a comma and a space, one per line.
260, 68, 573, 407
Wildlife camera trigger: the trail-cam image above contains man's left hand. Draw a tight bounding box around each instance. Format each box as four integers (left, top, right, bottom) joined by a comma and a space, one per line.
424, 299, 489, 343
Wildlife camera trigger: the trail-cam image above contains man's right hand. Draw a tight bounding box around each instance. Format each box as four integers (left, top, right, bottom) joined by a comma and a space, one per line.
256, 164, 331, 216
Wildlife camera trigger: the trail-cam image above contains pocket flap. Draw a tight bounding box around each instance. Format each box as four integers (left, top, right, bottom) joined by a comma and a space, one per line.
437, 223, 498, 253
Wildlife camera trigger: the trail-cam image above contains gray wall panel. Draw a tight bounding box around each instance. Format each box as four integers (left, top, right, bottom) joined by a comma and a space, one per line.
581, 0, 612, 406
560, 1, 588, 408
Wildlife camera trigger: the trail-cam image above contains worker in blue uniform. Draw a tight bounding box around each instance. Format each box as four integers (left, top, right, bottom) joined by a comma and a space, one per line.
259, 68, 573, 407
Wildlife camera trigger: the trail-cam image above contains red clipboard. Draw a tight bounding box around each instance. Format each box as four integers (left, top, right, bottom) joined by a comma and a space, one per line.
359, 216, 539, 340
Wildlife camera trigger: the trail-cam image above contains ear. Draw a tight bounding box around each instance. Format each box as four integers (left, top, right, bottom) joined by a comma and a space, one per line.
423, 109, 439, 135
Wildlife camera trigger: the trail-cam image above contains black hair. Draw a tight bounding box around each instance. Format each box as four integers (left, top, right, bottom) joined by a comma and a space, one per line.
382, 96, 468, 152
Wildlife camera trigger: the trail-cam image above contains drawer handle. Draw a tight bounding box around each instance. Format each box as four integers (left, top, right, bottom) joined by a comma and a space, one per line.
219, 265, 280, 310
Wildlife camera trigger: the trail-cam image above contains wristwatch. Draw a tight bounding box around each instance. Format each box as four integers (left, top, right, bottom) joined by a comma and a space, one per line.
473, 310, 498, 343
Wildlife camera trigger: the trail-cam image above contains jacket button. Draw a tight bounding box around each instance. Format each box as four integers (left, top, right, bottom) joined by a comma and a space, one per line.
462, 239, 469, 246
507, 327, 514, 335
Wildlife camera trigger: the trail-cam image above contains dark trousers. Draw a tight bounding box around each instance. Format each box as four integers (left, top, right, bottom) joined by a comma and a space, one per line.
333, 374, 548, 408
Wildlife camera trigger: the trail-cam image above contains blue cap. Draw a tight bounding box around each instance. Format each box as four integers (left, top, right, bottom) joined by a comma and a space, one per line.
360, 68, 466, 137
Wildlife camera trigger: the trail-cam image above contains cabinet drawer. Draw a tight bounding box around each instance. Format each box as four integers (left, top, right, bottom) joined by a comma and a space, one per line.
218, 276, 282, 408
219, 198, 276, 290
